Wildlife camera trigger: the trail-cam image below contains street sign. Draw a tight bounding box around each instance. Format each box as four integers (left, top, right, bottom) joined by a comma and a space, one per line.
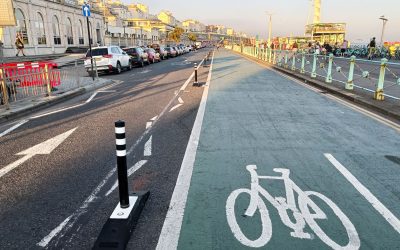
82, 4, 91, 17
0, 0, 16, 26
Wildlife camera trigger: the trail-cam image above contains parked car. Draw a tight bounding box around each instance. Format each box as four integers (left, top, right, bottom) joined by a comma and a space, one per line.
144, 48, 160, 63
165, 47, 177, 57
84, 46, 132, 75
122, 47, 147, 67
154, 46, 168, 60
173, 46, 182, 56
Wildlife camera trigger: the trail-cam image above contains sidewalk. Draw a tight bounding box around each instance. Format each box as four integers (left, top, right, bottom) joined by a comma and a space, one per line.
1, 53, 85, 68
0, 76, 113, 124
158, 49, 400, 249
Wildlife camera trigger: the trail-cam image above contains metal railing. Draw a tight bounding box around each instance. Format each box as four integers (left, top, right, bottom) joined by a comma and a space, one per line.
228, 45, 400, 102
0, 62, 98, 109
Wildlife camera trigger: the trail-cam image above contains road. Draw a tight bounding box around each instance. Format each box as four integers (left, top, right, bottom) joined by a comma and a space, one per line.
1, 48, 399, 249
0, 48, 212, 249
157, 49, 400, 249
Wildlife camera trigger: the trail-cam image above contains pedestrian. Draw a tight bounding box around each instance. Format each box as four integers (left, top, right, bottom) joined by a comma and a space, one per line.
292, 41, 298, 53
341, 40, 348, 57
15, 32, 26, 57
367, 37, 376, 60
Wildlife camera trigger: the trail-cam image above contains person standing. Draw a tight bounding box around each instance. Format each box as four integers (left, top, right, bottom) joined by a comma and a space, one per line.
341, 40, 348, 57
15, 32, 26, 57
367, 37, 376, 60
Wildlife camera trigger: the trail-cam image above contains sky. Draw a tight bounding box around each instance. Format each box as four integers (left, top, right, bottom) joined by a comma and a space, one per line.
122, 0, 399, 43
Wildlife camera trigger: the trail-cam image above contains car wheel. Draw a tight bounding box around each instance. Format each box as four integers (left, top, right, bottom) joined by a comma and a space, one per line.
128, 61, 133, 70
152, 58, 155, 64
116, 62, 122, 74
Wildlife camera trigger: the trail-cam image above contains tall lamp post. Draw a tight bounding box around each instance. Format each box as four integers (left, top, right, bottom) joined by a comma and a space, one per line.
379, 15, 388, 46
123, 21, 127, 47
266, 12, 274, 46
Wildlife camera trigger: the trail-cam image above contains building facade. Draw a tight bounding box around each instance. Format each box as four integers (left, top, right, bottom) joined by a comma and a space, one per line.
1, 0, 105, 57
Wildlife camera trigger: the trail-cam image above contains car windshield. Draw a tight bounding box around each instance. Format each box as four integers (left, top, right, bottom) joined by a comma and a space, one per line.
86, 48, 108, 57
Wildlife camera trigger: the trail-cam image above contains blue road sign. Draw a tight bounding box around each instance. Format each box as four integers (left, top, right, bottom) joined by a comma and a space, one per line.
82, 4, 90, 17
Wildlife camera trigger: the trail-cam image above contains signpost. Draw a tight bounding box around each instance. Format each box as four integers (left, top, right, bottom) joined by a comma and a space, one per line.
82, 3, 94, 80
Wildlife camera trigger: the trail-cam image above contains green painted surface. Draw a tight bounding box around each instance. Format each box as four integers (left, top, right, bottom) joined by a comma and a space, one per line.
177, 50, 400, 249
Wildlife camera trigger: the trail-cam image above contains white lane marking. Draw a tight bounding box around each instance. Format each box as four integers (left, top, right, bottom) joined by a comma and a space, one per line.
0, 127, 77, 179
31, 81, 122, 119
38, 166, 117, 247
105, 160, 148, 197
30, 104, 84, 119
146, 122, 152, 129
144, 135, 152, 156
37, 215, 73, 247
151, 116, 158, 121
325, 153, 400, 234
178, 97, 184, 104
85, 92, 98, 103
156, 50, 215, 250
0, 120, 28, 138
169, 104, 183, 112
140, 70, 151, 74
39, 57, 205, 246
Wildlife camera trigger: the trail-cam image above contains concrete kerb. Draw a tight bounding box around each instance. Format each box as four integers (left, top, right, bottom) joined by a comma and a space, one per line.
232, 50, 400, 122
0, 79, 115, 125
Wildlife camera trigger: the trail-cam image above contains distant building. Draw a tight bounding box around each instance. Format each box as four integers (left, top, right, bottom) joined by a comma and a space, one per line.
1, 0, 104, 57
182, 19, 206, 33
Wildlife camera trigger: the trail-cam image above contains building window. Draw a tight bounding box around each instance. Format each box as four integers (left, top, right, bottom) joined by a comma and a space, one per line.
78, 20, 84, 45
52, 16, 61, 45
15, 9, 29, 45
36, 13, 46, 45
66, 18, 73, 45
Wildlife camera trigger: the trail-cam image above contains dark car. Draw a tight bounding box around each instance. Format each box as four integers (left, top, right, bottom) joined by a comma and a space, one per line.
165, 47, 177, 58
122, 47, 148, 67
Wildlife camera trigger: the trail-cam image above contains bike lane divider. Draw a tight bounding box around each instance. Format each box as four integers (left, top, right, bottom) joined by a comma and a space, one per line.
158, 49, 400, 249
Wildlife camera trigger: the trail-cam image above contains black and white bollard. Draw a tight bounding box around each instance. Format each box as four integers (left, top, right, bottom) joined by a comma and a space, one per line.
93, 121, 149, 250
193, 63, 198, 86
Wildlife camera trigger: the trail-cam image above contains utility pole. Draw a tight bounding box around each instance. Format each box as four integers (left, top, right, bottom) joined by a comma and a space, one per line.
266, 12, 274, 46
379, 15, 388, 46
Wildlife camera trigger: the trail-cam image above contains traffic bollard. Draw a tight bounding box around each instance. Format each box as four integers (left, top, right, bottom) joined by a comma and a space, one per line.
93, 121, 150, 249
115, 120, 129, 208
193, 63, 198, 86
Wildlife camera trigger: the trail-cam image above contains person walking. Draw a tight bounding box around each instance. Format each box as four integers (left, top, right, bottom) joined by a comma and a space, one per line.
15, 32, 26, 57
341, 40, 348, 57
367, 37, 376, 60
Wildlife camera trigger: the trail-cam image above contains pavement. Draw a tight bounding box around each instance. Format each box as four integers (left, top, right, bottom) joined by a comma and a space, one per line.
157, 49, 400, 249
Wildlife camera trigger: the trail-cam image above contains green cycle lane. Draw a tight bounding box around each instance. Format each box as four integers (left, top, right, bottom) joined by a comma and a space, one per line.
177, 50, 400, 249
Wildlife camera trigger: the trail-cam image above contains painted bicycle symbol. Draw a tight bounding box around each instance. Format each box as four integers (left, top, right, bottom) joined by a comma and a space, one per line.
226, 165, 361, 249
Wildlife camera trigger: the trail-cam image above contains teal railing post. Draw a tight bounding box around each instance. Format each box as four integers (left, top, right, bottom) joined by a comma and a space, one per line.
301, 52, 306, 74
291, 52, 296, 71
374, 58, 387, 100
269, 48, 272, 63
311, 53, 317, 78
346, 56, 355, 90
273, 50, 277, 65
325, 53, 333, 83
284, 50, 289, 68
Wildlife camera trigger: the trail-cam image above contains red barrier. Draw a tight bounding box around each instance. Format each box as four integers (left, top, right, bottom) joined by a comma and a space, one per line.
0, 61, 60, 88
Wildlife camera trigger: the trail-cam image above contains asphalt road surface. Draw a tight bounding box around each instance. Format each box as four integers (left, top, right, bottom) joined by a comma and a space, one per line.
0, 48, 212, 249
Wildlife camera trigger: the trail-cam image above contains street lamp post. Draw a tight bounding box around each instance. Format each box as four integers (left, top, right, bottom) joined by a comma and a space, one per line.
123, 21, 127, 47
379, 15, 388, 46
266, 12, 274, 46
